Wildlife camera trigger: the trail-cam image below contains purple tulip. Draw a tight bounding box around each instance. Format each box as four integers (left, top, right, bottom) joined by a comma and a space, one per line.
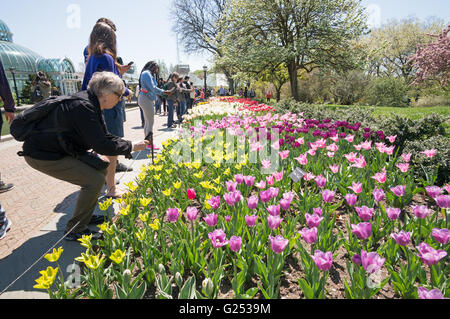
315, 175, 327, 188
418, 287, 445, 299
305, 213, 324, 228
351, 222, 372, 240
390, 185, 406, 197
260, 189, 272, 203
228, 236, 242, 252
208, 229, 228, 248
234, 174, 244, 184
224, 215, 231, 222
313, 207, 323, 216
245, 214, 258, 227
412, 205, 431, 219
345, 194, 357, 206
268, 187, 279, 199
267, 205, 281, 216
299, 227, 318, 244
432, 228, 450, 244
372, 188, 385, 202
203, 213, 218, 226
425, 186, 442, 199
361, 250, 385, 274
352, 254, 362, 265
226, 181, 238, 192
267, 215, 283, 229
279, 198, 291, 210
269, 235, 289, 254
167, 208, 180, 223
355, 206, 375, 221
321, 189, 335, 203
416, 242, 447, 266
435, 195, 450, 209
247, 195, 259, 210
224, 190, 242, 207
390, 230, 411, 246
243, 175, 256, 187
311, 250, 333, 271
386, 207, 401, 220
186, 206, 198, 221
207, 196, 221, 209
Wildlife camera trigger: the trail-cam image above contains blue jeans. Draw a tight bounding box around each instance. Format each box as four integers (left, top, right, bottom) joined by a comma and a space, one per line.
178, 101, 186, 121
155, 96, 162, 114
167, 99, 175, 127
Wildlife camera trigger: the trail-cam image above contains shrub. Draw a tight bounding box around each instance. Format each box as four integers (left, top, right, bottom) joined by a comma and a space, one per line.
363, 77, 410, 107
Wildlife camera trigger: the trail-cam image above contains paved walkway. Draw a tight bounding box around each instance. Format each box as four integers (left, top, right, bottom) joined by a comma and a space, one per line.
0, 107, 178, 298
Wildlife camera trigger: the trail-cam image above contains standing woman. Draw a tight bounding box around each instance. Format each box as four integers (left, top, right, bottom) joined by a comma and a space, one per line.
137, 61, 172, 148
165, 72, 179, 129
82, 22, 130, 198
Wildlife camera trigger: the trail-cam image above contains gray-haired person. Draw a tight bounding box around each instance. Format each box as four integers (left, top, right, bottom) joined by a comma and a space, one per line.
19, 72, 150, 241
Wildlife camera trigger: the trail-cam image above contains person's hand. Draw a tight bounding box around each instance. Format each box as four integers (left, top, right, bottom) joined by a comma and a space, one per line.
132, 140, 150, 151
118, 64, 132, 75
4, 112, 15, 124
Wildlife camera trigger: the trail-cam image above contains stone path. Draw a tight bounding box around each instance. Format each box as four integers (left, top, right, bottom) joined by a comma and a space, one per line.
0, 106, 178, 298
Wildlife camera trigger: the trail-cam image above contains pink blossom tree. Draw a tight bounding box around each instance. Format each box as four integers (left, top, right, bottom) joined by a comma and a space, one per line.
410, 25, 450, 89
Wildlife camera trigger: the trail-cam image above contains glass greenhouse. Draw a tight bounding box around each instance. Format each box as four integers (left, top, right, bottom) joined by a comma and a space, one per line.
0, 19, 79, 101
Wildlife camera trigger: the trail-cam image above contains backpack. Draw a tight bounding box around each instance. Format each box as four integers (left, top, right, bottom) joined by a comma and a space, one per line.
10, 95, 82, 142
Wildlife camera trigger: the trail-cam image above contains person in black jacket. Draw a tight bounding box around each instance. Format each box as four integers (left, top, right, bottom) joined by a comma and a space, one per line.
21, 72, 150, 241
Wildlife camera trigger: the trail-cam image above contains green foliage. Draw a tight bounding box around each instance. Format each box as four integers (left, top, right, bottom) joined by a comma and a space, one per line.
363, 77, 410, 107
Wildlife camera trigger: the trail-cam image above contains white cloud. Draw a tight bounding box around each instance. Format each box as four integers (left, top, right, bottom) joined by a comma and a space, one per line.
366, 3, 382, 29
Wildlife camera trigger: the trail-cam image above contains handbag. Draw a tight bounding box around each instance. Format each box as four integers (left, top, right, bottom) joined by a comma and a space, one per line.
77, 151, 110, 171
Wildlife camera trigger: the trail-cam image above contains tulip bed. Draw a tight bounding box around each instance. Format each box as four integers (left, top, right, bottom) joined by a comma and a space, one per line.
36, 97, 449, 299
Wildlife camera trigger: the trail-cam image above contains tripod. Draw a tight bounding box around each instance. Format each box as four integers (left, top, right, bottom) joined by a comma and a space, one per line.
145, 132, 155, 164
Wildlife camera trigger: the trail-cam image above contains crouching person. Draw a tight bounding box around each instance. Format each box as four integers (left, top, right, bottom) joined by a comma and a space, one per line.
18, 72, 149, 241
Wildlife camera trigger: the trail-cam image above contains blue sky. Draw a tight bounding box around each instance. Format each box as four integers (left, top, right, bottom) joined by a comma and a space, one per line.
1, 0, 449, 74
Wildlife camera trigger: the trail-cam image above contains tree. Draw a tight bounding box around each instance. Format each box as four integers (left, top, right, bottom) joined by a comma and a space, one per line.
219, 0, 368, 101
259, 63, 290, 102
360, 17, 445, 83
410, 25, 450, 90
171, 0, 236, 93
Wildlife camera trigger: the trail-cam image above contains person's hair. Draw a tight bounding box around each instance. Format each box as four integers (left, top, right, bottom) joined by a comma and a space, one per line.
139, 61, 159, 87
184, 76, 190, 80
87, 71, 125, 97
168, 72, 180, 82
96, 18, 116, 32
87, 22, 117, 61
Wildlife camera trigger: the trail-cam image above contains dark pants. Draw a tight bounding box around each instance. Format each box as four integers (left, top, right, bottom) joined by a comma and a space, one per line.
24, 156, 107, 234
167, 99, 175, 127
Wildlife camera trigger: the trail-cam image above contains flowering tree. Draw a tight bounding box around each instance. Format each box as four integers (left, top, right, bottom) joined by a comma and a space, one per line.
410, 25, 450, 89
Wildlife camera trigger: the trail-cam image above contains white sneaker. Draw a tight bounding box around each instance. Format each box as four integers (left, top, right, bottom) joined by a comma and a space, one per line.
0, 218, 12, 240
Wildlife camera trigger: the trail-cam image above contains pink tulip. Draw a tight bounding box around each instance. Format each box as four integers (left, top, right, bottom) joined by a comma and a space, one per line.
425, 186, 442, 199
303, 172, 315, 181
371, 170, 387, 184
224, 215, 231, 222
386, 207, 401, 220
390, 231, 411, 246
435, 195, 450, 208
295, 154, 308, 165
311, 250, 333, 271
390, 185, 406, 197
401, 153, 412, 162
245, 214, 258, 227
267, 205, 281, 216
386, 135, 397, 143
315, 175, 327, 188
279, 150, 290, 159
247, 195, 259, 210
345, 134, 355, 143
243, 175, 256, 186
396, 163, 409, 173
228, 236, 242, 252
313, 207, 323, 216
418, 287, 445, 299
262, 160, 272, 169
412, 205, 431, 219
269, 235, 289, 254
344, 152, 358, 163
299, 227, 318, 244
234, 174, 244, 184
273, 171, 284, 182
267, 215, 283, 229
327, 143, 339, 152
421, 149, 437, 158
348, 182, 362, 194
226, 180, 238, 192
444, 184, 450, 194
361, 250, 385, 274
345, 194, 358, 206
305, 213, 324, 228
186, 206, 198, 221
355, 206, 375, 221
329, 164, 340, 174
207, 195, 221, 209
203, 213, 218, 226
167, 208, 180, 223
260, 189, 272, 203
255, 180, 267, 189
416, 242, 447, 266
432, 228, 450, 244
372, 188, 385, 202
352, 254, 362, 265
208, 229, 228, 248
351, 156, 367, 168
266, 175, 274, 186
351, 222, 372, 239
321, 189, 335, 203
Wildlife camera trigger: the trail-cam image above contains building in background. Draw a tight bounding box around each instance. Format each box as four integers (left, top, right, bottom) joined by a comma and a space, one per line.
0, 19, 79, 98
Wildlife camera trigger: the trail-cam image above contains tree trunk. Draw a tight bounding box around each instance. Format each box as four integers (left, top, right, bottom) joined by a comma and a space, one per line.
287, 61, 299, 101
228, 77, 235, 95
276, 88, 281, 102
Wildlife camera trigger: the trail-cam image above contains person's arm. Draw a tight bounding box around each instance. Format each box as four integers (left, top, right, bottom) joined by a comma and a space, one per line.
0, 61, 16, 123
141, 72, 164, 96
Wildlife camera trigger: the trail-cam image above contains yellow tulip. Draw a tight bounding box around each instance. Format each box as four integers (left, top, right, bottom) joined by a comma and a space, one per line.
224, 168, 231, 175
138, 212, 149, 223
162, 188, 172, 196
124, 181, 137, 192
109, 249, 125, 264
119, 205, 131, 216
84, 253, 104, 270
135, 228, 146, 241
193, 171, 204, 179
166, 169, 173, 175
98, 197, 113, 211
154, 174, 161, 181
149, 218, 160, 231
33, 266, 59, 290
140, 197, 152, 207
44, 247, 64, 263
77, 234, 93, 249
173, 181, 182, 189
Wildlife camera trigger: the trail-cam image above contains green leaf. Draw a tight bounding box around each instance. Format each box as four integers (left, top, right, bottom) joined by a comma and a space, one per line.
178, 276, 197, 299
297, 278, 314, 299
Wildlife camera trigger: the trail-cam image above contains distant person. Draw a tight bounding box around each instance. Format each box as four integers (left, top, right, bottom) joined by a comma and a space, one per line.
32, 72, 51, 102
165, 73, 179, 129
266, 90, 272, 103
249, 88, 255, 98
244, 86, 248, 98
20, 72, 150, 241
219, 85, 225, 96
189, 82, 195, 109
0, 59, 16, 239
51, 86, 60, 96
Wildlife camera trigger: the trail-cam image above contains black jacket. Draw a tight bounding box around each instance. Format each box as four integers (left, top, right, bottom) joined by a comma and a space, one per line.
22, 90, 133, 160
